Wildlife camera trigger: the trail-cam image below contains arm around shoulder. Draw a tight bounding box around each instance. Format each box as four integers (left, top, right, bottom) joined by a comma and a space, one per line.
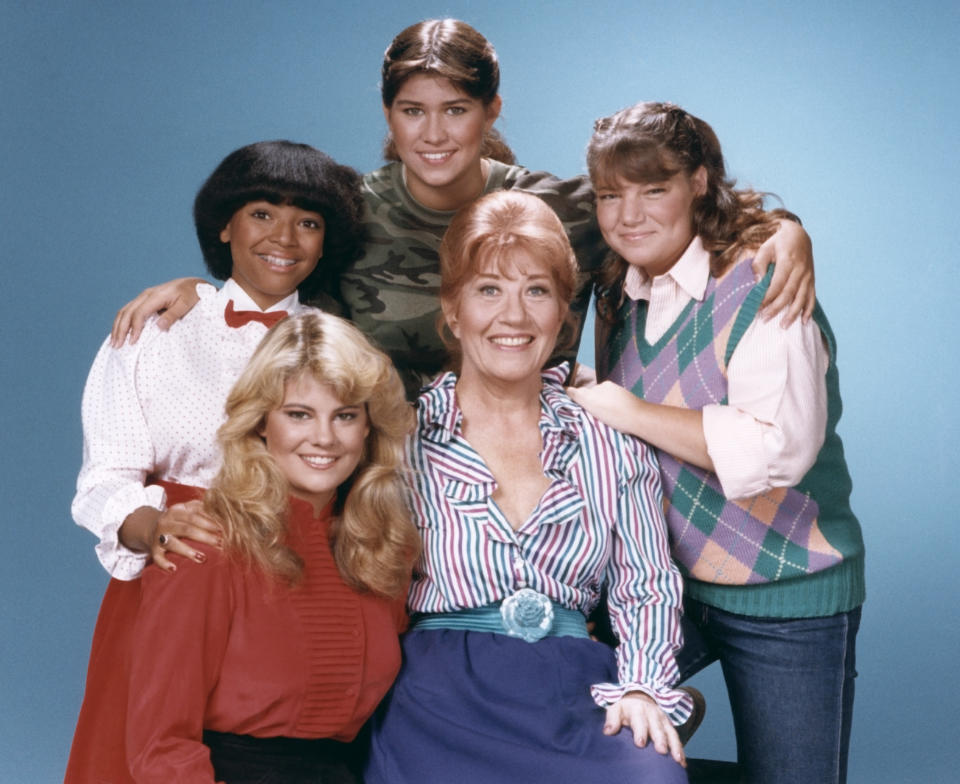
111, 277, 206, 347
751, 218, 815, 325
567, 381, 714, 471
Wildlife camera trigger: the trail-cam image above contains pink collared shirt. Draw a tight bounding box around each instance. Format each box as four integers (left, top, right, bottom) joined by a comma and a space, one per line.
623, 237, 829, 499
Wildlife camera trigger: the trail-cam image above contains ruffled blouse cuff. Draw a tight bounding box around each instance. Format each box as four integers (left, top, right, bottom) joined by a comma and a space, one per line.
589, 681, 694, 727
94, 484, 167, 580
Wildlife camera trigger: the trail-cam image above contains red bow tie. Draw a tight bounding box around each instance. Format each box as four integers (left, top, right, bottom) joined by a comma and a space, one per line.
224, 300, 288, 329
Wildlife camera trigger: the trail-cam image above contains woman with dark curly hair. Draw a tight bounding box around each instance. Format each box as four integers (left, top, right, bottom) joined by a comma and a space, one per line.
74, 139, 364, 574
569, 102, 864, 784
67, 141, 367, 783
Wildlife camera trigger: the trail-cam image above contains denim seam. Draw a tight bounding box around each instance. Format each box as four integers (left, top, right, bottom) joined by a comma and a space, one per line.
830, 611, 850, 784
683, 602, 717, 677
681, 647, 714, 677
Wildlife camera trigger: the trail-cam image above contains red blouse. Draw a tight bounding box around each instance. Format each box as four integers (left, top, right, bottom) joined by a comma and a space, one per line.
125, 495, 406, 783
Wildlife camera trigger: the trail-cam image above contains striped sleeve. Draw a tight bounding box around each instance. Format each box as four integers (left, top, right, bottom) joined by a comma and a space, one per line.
406, 370, 694, 726
588, 430, 694, 726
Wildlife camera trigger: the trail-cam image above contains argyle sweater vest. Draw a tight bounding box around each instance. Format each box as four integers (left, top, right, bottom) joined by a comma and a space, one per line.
599, 257, 865, 618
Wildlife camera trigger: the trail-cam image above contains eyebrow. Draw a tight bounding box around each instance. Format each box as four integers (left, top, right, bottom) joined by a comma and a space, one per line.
475, 271, 552, 282
280, 402, 363, 412
394, 98, 474, 107
280, 402, 315, 413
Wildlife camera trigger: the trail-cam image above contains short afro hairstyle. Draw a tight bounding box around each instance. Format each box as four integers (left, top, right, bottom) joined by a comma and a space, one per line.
193, 140, 365, 302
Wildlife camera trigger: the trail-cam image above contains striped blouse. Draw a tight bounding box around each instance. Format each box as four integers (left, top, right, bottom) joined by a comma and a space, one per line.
405, 365, 693, 723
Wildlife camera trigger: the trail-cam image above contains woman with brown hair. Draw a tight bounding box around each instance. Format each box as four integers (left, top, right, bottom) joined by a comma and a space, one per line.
111, 19, 816, 398
570, 102, 864, 784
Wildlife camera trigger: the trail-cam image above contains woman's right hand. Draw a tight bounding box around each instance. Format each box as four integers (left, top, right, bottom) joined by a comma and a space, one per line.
110, 278, 205, 347
150, 500, 223, 573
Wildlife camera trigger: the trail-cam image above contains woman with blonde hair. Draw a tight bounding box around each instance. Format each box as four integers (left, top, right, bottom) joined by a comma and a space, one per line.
126, 311, 418, 783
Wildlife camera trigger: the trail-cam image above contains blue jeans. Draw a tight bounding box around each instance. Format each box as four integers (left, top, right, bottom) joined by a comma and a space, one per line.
676, 599, 861, 784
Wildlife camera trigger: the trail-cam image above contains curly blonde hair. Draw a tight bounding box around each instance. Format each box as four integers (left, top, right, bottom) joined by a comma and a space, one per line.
587, 102, 794, 323
204, 312, 418, 597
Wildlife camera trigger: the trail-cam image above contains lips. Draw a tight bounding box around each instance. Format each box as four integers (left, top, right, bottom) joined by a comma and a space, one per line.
258, 254, 299, 270
418, 151, 454, 164
618, 231, 655, 243
300, 454, 337, 469
490, 335, 534, 347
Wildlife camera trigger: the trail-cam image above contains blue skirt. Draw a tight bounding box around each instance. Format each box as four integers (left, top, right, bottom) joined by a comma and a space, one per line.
364, 629, 687, 784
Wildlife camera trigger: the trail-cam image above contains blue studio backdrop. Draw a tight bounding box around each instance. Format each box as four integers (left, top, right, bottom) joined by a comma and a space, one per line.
2, 2, 958, 782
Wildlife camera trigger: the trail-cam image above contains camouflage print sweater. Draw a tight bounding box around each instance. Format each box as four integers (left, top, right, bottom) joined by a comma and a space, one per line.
336, 160, 607, 398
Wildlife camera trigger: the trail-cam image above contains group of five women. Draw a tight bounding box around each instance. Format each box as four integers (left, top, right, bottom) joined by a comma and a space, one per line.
67, 17, 864, 784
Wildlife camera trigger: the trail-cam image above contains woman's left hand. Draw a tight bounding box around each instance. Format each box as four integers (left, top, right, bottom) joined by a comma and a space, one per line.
151, 500, 223, 573
603, 692, 685, 767
751, 218, 815, 326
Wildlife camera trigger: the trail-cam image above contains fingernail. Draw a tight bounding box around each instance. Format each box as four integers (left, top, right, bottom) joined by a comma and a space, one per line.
194, 552, 206, 564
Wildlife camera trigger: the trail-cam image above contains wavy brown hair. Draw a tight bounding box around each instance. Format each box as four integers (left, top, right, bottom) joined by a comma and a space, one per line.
204, 312, 418, 596
588, 102, 793, 322
380, 18, 515, 165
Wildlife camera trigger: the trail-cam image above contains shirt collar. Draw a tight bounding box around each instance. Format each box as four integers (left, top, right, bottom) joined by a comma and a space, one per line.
418, 372, 462, 444
219, 277, 301, 313
397, 158, 501, 218
622, 235, 711, 303
538, 364, 582, 439
418, 363, 581, 445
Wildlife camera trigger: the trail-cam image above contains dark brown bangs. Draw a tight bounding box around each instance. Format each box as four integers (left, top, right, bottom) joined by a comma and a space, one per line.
387, 59, 481, 103
591, 137, 681, 188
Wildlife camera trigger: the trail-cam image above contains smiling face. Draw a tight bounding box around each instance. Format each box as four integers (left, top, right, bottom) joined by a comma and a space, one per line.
384, 73, 501, 212
260, 374, 369, 514
443, 251, 565, 389
219, 201, 326, 309
595, 167, 707, 277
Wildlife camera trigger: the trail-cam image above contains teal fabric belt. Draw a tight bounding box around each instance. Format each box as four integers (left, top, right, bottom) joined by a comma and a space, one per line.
411, 599, 589, 641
